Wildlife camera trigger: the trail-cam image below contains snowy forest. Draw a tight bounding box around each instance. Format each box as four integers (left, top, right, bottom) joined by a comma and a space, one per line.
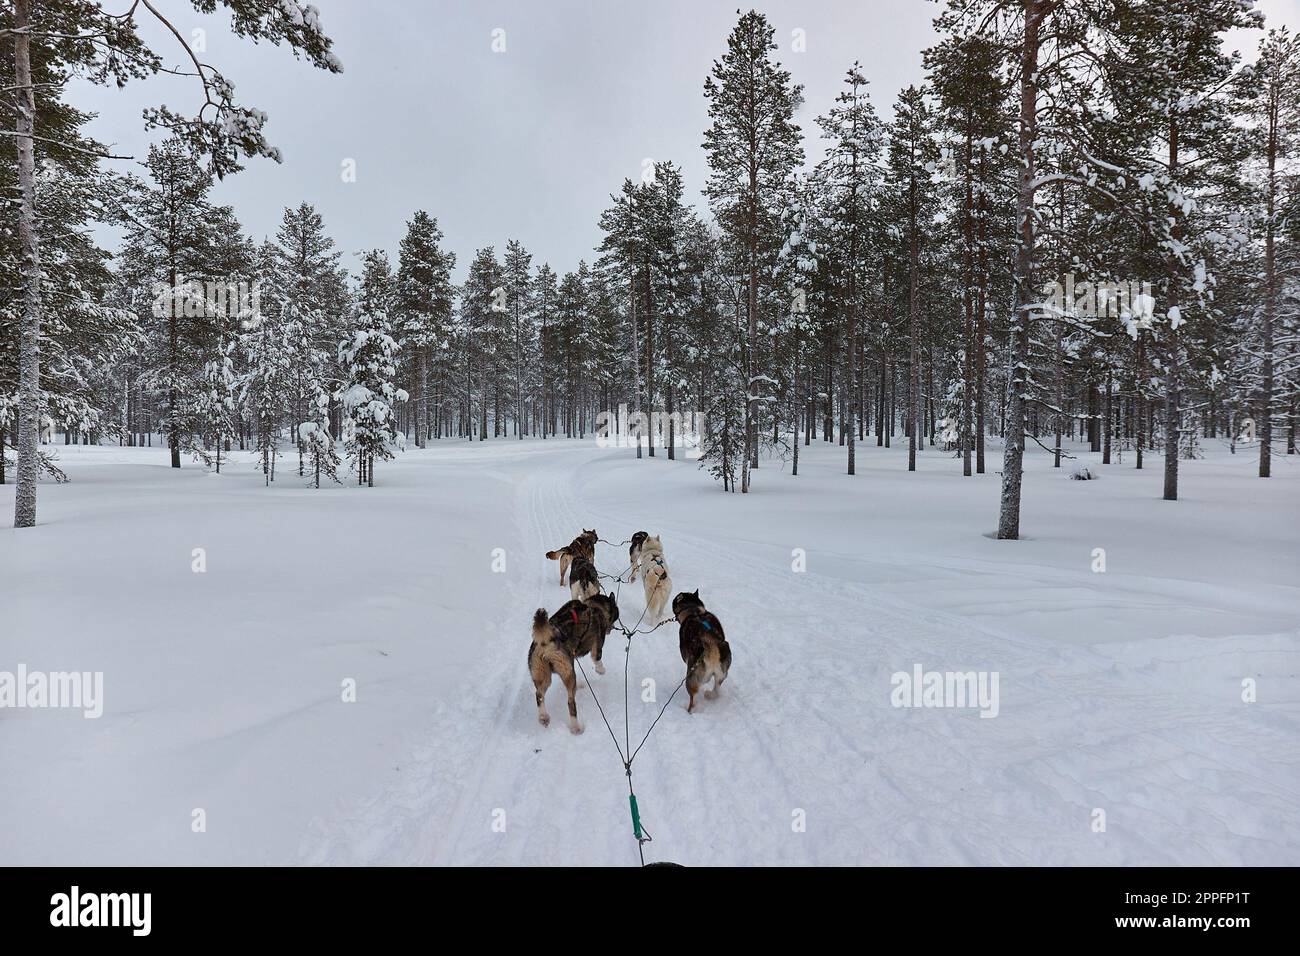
2, 1, 1299, 873
2, 0, 1296, 535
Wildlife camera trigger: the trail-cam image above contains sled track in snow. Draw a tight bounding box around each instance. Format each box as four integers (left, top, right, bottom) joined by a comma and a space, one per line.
297, 445, 1300, 865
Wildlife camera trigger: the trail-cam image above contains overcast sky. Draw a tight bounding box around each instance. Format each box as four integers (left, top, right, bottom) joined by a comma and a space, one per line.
72, 0, 1299, 283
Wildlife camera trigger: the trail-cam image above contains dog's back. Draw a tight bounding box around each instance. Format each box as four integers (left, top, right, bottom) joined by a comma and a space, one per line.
672, 590, 730, 712
545, 529, 597, 585
549, 596, 617, 660
640, 536, 671, 618
680, 610, 731, 683
569, 555, 600, 599
569, 531, 596, 562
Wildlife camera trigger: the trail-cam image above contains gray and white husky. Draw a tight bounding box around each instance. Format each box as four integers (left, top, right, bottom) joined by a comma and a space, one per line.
639, 535, 672, 621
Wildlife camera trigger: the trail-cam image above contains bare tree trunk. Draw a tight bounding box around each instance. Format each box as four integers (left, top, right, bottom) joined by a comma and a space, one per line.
13, 0, 42, 528
631, 277, 642, 460
1103, 370, 1113, 465
907, 173, 920, 473
1163, 339, 1179, 500
1053, 325, 1063, 468
1260, 94, 1277, 478
975, 177, 988, 474
961, 132, 974, 477
997, 0, 1046, 539
1163, 119, 1181, 501
415, 347, 428, 448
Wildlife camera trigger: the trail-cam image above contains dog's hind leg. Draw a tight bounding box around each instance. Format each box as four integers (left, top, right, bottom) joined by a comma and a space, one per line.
559, 660, 583, 734
685, 674, 700, 713
532, 672, 551, 727
704, 673, 724, 700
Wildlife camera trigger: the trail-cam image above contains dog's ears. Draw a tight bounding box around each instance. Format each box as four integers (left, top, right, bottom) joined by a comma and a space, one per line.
693, 589, 700, 598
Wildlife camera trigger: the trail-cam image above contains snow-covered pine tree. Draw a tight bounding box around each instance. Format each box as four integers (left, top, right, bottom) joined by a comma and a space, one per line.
0, 44, 139, 481
926, 33, 1014, 475
458, 247, 505, 441
531, 264, 559, 438
501, 240, 535, 439
1102, 0, 1260, 500
240, 290, 290, 485
299, 383, 341, 488
340, 295, 407, 487
194, 340, 237, 473
271, 202, 347, 468
1238, 28, 1300, 476
396, 211, 456, 447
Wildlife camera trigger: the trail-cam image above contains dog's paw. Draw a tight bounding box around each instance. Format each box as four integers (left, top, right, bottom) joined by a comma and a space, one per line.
703, 689, 717, 700
594, 661, 606, 675
569, 721, 584, 735
538, 712, 551, 727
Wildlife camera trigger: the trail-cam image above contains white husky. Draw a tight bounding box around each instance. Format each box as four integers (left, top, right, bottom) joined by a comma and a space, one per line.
640, 535, 672, 622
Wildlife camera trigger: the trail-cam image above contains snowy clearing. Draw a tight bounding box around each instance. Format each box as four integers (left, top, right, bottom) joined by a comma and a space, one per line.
2, 438, 1298, 865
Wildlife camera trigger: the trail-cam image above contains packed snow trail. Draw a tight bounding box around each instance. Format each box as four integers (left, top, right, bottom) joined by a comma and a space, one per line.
297, 440, 1299, 866
3, 438, 1297, 865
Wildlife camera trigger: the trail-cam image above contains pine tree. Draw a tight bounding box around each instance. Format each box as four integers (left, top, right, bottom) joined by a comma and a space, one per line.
240, 256, 291, 486
887, 86, 940, 473
926, 33, 1013, 475
816, 63, 885, 475
703, 9, 805, 491
124, 139, 228, 469
396, 211, 455, 447
459, 247, 505, 441
502, 240, 535, 438
1239, 28, 1300, 476
194, 341, 237, 473
299, 383, 341, 488
340, 266, 407, 486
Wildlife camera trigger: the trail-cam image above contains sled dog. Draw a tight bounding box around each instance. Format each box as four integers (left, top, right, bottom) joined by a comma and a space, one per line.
529, 594, 620, 733
640, 535, 672, 621
672, 590, 732, 713
544, 529, 597, 586
568, 555, 601, 601
627, 530, 649, 581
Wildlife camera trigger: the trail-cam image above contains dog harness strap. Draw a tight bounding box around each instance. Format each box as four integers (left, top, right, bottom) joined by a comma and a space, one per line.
700, 619, 711, 631
570, 608, 580, 626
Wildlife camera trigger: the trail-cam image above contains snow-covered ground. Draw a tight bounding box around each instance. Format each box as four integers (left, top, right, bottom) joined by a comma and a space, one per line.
2, 434, 1298, 865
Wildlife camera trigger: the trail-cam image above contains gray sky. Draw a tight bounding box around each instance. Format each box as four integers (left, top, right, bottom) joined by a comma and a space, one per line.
73, 0, 1299, 282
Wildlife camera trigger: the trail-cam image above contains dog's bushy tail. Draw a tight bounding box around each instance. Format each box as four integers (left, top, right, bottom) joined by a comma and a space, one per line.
532, 608, 553, 642
545, 550, 562, 560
